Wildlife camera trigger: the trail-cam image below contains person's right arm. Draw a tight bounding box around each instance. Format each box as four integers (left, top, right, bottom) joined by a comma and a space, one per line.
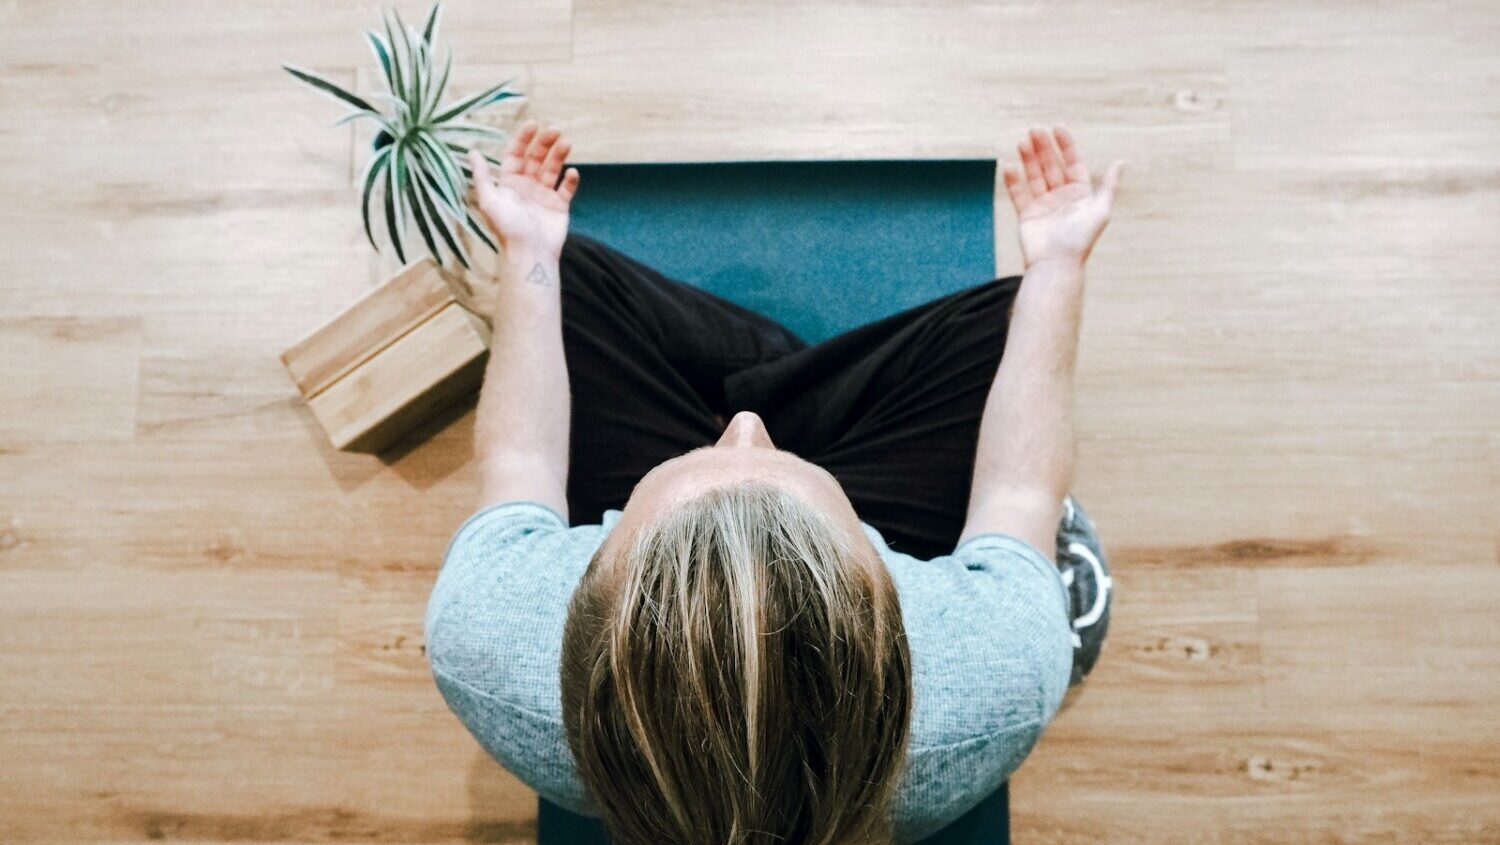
958, 127, 1122, 556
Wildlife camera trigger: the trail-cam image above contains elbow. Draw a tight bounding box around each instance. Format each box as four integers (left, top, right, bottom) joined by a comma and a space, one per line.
969, 483, 1066, 526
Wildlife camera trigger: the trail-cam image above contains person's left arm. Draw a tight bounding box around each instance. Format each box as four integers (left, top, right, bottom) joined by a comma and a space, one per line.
466, 121, 582, 520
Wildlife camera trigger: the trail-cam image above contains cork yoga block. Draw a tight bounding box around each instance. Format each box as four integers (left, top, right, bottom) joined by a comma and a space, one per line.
281, 259, 490, 453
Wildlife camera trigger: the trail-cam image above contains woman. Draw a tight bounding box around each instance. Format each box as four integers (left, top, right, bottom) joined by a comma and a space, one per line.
426, 120, 1120, 844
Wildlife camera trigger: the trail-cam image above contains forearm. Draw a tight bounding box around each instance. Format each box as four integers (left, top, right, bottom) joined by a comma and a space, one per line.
473, 249, 571, 517
960, 258, 1084, 552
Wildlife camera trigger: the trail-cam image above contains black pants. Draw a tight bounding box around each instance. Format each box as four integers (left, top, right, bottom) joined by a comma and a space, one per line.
559, 231, 1019, 562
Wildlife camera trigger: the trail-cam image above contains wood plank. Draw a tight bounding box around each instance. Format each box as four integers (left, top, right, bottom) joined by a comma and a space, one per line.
0, 317, 142, 442
1229, 36, 1498, 169
1017, 719, 1500, 844
0, 436, 479, 575
1053, 567, 1261, 724
0, 567, 337, 709
0, 701, 522, 845
1258, 564, 1500, 711
512, 2, 1231, 165
1074, 431, 1495, 562
0, 0, 572, 71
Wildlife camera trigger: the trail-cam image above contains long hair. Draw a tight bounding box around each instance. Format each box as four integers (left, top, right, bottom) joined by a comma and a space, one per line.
560, 481, 912, 845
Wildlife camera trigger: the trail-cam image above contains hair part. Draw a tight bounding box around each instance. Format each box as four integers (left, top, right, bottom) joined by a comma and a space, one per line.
561, 481, 912, 845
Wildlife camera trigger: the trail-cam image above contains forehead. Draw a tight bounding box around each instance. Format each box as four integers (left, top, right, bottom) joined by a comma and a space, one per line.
605, 447, 837, 547
642, 445, 829, 493
600, 446, 880, 575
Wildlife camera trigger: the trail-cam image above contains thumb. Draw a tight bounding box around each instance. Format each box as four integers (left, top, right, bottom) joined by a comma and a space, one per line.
1099, 160, 1124, 207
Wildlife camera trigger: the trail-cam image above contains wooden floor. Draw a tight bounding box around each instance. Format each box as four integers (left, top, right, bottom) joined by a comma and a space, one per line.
2, 1, 1496, 842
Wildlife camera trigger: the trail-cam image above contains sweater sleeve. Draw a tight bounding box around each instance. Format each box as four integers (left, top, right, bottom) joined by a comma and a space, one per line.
887, 532, 1074, 843
423, 500, 601, 816
948, 531, 1073, 724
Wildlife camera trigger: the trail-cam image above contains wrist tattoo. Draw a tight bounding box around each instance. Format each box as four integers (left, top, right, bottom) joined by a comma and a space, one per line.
525, 262, 551, 286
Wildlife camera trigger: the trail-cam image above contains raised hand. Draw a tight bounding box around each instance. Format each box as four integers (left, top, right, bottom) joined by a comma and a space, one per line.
1003, 127, 1122, 268
468, 119, 581, 262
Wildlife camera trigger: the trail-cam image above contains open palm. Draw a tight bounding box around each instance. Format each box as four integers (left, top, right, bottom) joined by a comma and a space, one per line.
469, 119, 580, 261
1004, 127, 1122, 267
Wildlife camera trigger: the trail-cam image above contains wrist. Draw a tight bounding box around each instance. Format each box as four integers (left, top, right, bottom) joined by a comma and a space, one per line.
1023, 256, 1086, 274
1019, 257, 1086, 295
500, 242, 561, 271
498, 249, 561, 286
1014, 257, 1086, 318
489, 249, 564, 322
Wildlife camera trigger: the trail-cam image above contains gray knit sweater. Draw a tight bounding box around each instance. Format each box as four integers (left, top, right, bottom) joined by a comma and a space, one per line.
425, 501, 1072, 843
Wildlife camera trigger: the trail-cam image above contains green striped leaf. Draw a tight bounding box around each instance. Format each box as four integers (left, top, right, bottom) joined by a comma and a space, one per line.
403, 171, 443, 265
381, 13, 406, 108
391, 7, 421, 107
416, 168, 470, 268
461, 207, 498, 252
423, 48, 452, 123
371, 92, 412, 126
364, 31, 394, 91
332, 109, 388, 129
359, 145, 394, 252
411, 46, 427, 124
383, 142, 408, 263
433, 122, 507, 140
421, 2, 442, 46
431, 79, 519, 124
282, 65, 377, 113
447, 141, 503, 171
412, 133, 465, 215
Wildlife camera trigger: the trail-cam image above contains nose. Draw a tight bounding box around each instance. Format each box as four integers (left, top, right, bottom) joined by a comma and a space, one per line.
716, 410, 776, 449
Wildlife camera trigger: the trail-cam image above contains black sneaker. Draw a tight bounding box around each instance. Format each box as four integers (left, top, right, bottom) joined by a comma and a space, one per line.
1056, 496, 1113, 687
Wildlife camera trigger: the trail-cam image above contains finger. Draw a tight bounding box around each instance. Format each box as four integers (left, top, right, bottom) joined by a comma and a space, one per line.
557, 167, 580, 203
1054, 126, 1091, 185
1002, 166, 1031, 214
523, 126, 561, 178
501, 120, 537, 176
1018, 139, 1047, 198
1031, 127, 1066, 190
538, 137, 572, 188
1099, 160, 1124, 207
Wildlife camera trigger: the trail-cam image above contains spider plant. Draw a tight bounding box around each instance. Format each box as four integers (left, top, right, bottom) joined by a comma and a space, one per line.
283, 1, 520, 269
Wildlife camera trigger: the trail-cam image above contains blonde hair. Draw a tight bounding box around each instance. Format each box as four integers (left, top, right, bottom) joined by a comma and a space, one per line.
561, 481, 912, 845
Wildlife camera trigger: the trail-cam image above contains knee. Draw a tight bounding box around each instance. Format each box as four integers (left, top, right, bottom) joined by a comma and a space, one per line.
942, 278, 1018, 345
561, 230, 598, 256
557, 232, 608, 296
562, 231, 619, 269
978, 275, 1023, 315
559, 231, 633, 283
558, 231, 594, 272
976, 277, 1023, 334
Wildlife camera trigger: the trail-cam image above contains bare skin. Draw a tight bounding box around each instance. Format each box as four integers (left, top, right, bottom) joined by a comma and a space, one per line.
597, 410, 875, 562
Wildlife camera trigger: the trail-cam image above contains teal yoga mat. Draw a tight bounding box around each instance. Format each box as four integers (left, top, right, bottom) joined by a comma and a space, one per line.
543, 158, 1012, 845
568, 159, 999, 344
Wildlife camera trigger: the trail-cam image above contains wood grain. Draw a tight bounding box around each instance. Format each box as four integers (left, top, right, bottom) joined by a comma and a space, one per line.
0, 0, 1495, 842
306, 301, 489, 452
0, 317, 142, 441
282, 259, 456, 398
